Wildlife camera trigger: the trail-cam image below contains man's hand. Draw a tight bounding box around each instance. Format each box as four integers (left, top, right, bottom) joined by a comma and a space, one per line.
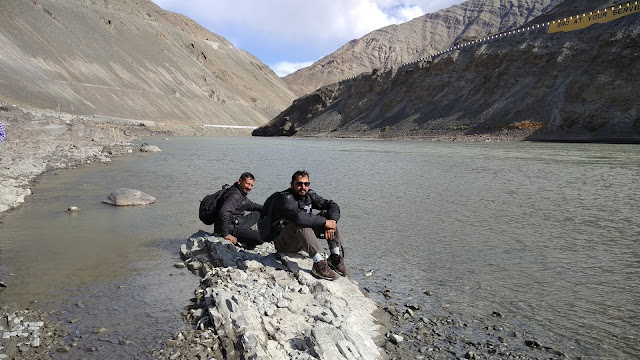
324, 229, 336, 240
224, 234, 238, 245
324, 220, 337, 240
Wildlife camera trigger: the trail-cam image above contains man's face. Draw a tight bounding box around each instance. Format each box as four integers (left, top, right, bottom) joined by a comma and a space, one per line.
291, 175, 310, 197
239, 177, 255, 194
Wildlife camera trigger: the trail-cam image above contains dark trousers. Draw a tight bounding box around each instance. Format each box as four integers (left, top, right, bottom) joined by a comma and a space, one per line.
230, 211, 263, 247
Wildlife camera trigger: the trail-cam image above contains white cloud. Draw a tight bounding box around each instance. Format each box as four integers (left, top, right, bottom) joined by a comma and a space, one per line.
272, 61, 314, 77
150, 0, 464, 69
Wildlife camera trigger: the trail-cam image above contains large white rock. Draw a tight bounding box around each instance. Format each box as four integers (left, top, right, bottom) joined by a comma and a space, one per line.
139, 144, 162, 152
102, 188, 156, 206
181, 231, 387, 359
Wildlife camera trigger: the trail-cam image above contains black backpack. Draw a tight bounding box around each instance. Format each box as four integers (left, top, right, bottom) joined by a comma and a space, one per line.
198, 184, 230, 225
257, 191, 284, 242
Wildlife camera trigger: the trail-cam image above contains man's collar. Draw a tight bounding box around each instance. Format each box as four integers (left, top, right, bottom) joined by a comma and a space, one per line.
234, 182, 247, 195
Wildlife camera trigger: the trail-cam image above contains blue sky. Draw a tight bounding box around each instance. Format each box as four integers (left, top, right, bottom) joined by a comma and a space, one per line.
150, 0, 465, 76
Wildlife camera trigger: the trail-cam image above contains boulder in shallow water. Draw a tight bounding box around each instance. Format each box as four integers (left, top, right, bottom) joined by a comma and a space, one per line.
102, 188, 156, 206
139, 143, 161, 152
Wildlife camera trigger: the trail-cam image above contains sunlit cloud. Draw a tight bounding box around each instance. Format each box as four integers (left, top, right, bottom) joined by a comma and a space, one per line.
150, 0, 465, 75
272, 61, 314, 77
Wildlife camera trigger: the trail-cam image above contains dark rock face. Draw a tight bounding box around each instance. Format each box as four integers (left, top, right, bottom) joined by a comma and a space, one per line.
255, 13, 640, 143
0, 0, 296, 130
283, 0, 569, 96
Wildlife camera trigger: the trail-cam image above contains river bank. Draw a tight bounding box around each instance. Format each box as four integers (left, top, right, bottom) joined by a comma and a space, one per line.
1, 106, 587, 359
0, 105, 162, 358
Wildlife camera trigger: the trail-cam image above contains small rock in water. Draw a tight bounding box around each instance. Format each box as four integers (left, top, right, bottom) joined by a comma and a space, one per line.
525, 339, 541, 348
383, 289, 393, 299
173, 262, 186, 269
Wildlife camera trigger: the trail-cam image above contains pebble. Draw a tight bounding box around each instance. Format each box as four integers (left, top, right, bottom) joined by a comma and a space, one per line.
166, 339, 178, 347
389, 333, 404, 344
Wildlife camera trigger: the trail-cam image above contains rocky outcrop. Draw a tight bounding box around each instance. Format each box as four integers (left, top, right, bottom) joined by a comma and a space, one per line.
0, 0, 296, 130
255, 11, 640, 143
175, 231, 387, 359
283, 0, 567, 96
102, 188, 156, 206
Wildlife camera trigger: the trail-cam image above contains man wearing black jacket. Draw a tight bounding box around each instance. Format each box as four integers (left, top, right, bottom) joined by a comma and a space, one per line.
271, 170, 348, 280
215, 172, 263, 249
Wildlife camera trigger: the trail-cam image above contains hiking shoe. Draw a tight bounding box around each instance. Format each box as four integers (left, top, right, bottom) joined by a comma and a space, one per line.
329, 253, 349, 276
312, 259, 339, 280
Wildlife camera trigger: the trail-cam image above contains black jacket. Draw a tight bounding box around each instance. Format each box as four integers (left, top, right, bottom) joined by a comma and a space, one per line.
274, 188, 340, 229
214, 182, 262, 236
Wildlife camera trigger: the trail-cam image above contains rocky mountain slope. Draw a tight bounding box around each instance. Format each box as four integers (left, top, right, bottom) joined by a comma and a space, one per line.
283, 0, 565, 96
0, 0, 296, 131
254, 2, 640, 143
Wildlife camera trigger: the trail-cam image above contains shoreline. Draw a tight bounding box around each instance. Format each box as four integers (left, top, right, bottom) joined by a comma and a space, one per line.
1, 105, 589, 359
278, 127, 640, 144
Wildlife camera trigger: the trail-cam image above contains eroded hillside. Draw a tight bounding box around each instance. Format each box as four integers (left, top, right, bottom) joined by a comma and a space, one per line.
0, 0, 297, 131
283, 0, 565, 96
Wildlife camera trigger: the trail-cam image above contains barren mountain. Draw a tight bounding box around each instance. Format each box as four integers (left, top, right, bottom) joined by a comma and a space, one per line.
0, 0, 296, 131
254, 1, 640, 143
283, 0, 565, 96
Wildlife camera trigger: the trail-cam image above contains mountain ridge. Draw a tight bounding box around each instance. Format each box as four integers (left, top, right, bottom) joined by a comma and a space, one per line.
283, 0, 565, 96
254, 2, 640, 143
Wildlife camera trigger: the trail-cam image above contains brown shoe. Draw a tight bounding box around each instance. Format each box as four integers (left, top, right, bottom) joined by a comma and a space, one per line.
329, 253, 349, 276
312, 259, 339, 280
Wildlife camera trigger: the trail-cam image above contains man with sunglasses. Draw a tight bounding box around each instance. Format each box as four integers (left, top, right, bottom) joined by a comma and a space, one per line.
215, 172, 264, 249
270, 170, 348, 280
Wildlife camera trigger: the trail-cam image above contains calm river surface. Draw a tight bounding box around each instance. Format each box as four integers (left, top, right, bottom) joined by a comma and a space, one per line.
1, 136, 638, 358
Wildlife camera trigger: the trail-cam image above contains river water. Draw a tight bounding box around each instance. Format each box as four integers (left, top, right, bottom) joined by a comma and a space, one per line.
0, 136, 638, 358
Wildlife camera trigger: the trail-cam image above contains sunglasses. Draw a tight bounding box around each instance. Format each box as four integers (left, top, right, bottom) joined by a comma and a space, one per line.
295, 181, 310, 187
